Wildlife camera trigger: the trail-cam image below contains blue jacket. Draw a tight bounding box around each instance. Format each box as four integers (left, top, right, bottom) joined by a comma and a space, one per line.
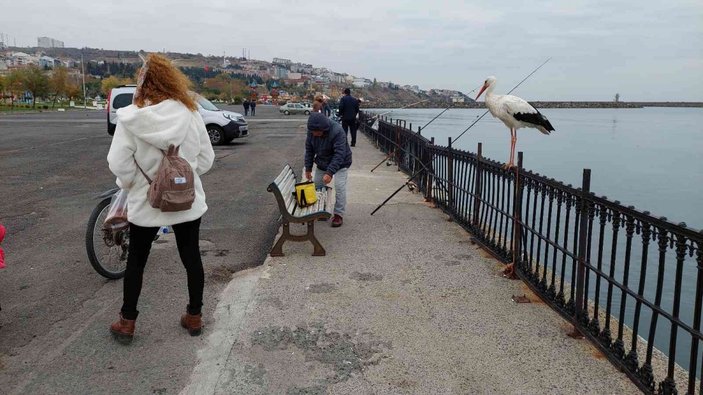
338, 94, 359, 121
305, 119, 352, 175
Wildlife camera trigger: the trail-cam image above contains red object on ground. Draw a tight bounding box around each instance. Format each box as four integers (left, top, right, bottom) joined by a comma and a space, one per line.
0, 224, 5, 268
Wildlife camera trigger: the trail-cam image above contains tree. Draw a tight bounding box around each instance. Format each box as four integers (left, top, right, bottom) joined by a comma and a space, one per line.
0, 75, 5, 105
101, 75, 127, 96
5, 70, 25, 108
85, 76, 101, 99
22, 66, 50, 108
50, 66, 69, 108
614, 93, 620, 103
66, 83, 82, 103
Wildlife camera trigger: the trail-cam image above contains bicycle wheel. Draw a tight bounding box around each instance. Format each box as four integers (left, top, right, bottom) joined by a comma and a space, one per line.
86, 197, 128, 279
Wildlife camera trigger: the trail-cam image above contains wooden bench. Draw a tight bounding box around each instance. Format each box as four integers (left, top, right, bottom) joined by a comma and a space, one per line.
267, 164, 331, 256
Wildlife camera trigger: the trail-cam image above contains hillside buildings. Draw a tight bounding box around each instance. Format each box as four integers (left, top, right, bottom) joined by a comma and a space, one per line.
37, 37, 64, 48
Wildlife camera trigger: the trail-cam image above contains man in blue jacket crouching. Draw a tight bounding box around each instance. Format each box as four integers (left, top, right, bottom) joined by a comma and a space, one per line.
304, 112, 353, 227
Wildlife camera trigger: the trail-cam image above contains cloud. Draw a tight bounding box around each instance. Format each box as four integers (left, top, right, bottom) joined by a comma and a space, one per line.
2, 0, 701, 100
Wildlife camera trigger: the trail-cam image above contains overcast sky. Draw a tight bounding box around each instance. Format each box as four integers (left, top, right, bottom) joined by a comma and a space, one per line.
3, 0, 702, 100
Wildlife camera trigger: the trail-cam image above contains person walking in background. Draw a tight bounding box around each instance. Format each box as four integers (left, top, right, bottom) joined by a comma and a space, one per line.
338, 88, 359, 146
106, 53, 215, 344
243, 99, 250, 116
313, 93, 324, 113
304, 113, 352, 227
314, 93, 332, 117
249, 99, 256, 116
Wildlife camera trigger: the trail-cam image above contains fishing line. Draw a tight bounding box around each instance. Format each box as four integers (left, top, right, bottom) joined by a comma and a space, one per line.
374, 99, 429, 118
419, 107, 451, 130
418, 84, 482, 131
452, 58, 552, 145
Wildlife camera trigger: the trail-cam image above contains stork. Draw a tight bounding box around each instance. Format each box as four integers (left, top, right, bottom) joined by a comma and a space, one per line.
475, 76, 554, 169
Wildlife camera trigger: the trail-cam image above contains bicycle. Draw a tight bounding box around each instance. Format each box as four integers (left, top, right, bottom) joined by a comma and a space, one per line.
85, 187, 128, 279
85, 188, 168, 279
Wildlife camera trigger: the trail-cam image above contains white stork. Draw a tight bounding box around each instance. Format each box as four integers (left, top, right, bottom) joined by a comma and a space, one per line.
475, 76, 554, 169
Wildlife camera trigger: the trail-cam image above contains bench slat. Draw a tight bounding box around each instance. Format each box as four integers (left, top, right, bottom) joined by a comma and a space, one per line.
286, 196, 297, 215
279, 175, 296, 210
273, 165, 293, 186
271, 165, 332, 220
294, 188, 329, 218
315, 190, 327, 213
278, 171, 295, 192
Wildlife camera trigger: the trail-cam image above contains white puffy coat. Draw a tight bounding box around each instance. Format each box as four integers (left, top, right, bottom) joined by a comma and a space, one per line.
107, 99, 215, 227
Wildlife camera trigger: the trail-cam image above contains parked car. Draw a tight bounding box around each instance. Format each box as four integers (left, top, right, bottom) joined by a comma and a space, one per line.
279, 102, 311, 115
107, 85, 248, 145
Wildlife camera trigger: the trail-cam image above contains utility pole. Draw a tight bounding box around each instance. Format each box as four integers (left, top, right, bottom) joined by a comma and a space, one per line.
81, 52, 87, 109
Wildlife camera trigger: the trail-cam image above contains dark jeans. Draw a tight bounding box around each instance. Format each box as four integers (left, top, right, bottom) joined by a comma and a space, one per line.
244, 107, 249, 116
342, 119, 357, 146
250, 106, 256, 116
121, 218, 204, 320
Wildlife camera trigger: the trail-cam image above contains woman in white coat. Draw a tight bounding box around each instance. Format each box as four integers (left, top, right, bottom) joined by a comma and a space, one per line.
107, 54, 215, 343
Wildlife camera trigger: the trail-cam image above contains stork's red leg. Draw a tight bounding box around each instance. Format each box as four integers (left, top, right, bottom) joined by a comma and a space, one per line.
504, 129, 515, 169
504, 128, 517, 169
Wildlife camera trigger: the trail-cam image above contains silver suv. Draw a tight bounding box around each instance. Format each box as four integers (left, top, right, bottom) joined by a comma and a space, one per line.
107, 85, 249, 145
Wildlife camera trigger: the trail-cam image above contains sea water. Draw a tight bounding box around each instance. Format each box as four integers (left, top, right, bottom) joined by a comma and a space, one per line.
372, 107, 703, 229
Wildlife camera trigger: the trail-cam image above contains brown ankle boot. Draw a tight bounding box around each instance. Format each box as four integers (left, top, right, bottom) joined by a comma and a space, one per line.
110, 313, 135, 344
180, 313, 202, 336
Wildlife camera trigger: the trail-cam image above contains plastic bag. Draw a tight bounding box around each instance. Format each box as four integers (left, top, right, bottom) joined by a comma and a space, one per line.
104, 189, 129, 231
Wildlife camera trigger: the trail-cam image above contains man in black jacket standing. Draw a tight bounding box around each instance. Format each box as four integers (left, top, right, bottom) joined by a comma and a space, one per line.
338, 88, 360, 147
305, 113, 353, 227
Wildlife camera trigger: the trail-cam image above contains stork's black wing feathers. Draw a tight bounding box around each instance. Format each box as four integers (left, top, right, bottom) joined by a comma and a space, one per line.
513, 103, 555, 132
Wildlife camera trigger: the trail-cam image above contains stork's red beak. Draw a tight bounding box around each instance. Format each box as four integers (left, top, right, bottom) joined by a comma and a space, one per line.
475, 84, 487, 100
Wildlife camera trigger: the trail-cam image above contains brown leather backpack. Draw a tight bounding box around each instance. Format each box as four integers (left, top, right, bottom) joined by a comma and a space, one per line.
136, 144, 195, 212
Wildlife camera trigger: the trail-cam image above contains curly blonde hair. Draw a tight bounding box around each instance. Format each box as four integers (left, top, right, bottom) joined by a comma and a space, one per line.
134, 53, 197, 111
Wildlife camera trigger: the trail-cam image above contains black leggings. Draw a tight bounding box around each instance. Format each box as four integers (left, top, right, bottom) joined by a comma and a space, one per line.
121, 218, 204, 320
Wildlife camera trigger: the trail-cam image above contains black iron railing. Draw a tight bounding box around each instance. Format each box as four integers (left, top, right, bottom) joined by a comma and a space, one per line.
360, 112, 703, 395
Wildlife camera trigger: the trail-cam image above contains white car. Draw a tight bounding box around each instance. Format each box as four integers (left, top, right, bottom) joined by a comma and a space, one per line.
107, 85, 249, 145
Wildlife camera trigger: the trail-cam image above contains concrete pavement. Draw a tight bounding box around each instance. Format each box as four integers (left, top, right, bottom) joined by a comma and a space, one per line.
0, 106, 311, 394
181, 131, 640, 394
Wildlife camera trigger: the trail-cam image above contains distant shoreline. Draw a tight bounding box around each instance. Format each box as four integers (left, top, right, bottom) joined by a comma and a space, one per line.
366, 101, 703, 109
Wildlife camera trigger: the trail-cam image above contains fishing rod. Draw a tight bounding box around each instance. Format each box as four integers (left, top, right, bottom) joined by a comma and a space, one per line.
452, 58, 552, 145
370, 167, 424, 215
419, 107, 451, 130
370, 86, 479, 173
368, 99, 431, 173
371, 103, 453, 173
